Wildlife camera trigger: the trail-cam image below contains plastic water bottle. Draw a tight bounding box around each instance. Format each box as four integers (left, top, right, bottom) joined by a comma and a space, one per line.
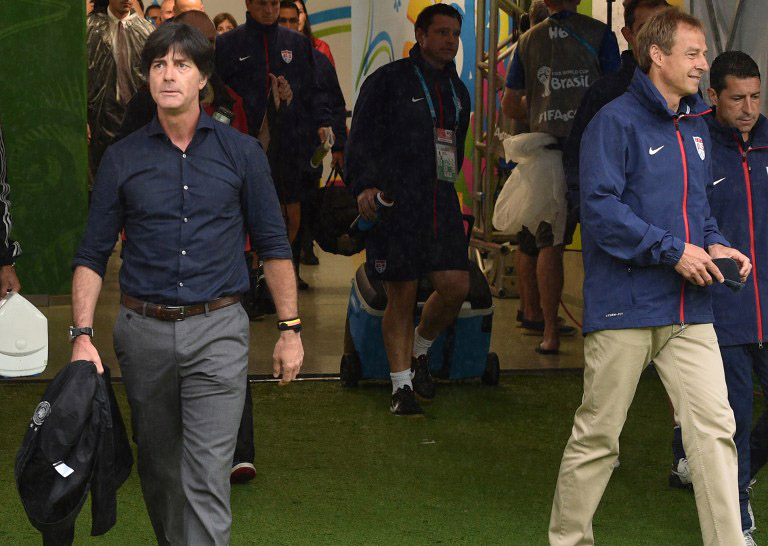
351, 192, 394, 232
310, 132, 335, 168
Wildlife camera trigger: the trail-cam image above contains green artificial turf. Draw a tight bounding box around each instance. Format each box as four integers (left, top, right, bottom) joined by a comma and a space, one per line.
0, 371, 763, 545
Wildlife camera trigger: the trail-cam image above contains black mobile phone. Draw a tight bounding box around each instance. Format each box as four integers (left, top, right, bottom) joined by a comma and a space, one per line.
712, 257, 745, 293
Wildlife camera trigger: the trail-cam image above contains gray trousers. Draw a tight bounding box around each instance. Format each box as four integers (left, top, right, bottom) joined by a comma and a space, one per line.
114, 303, 249, 546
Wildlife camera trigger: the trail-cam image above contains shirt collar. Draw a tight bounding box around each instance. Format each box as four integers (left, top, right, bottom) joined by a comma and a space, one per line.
107, 7, 135, 26
147, 107, 215, 138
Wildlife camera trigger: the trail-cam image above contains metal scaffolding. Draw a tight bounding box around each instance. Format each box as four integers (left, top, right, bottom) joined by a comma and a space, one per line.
470, 0, 526, 297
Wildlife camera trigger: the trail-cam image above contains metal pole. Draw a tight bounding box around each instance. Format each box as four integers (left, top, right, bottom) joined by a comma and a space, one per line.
484, 1, 500, 241
473, 0, 487, 234
606, 0, 614, 29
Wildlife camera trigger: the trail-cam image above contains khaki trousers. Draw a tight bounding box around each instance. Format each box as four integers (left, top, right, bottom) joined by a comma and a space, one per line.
549, 324, 741, 545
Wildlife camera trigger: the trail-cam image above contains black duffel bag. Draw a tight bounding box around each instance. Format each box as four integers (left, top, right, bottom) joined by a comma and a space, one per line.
315, 168, 366, 256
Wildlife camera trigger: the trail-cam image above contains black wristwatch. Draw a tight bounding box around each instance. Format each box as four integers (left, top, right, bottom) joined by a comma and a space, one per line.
69, 326, 94, 342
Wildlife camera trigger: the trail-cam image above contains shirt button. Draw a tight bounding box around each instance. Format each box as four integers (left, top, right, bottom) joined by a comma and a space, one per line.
181, 250, 187, 255
182, 153, 187, 158
183, 185, 189, 190
179, 282, 184, 287
183, 217, 189, 223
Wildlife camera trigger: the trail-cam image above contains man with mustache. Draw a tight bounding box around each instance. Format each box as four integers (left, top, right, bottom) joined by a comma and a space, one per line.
704, 50, 768, 546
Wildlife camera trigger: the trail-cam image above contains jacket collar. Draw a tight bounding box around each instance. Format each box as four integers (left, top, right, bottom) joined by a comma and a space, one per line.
706, 110, 768, 149
619, 50, 637, 76
628, 67, 710, 118
245, 11, 278, 36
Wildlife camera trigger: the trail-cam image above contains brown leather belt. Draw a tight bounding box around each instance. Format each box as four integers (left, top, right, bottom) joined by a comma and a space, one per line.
120, 293, 241, 321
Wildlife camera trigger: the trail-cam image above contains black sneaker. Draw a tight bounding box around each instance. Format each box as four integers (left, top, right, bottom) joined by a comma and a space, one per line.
411, 355, 436, 399
390, 385, 423, 416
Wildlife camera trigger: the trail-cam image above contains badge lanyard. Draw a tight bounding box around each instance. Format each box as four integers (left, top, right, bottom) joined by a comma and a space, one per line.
413, 65, 460, 183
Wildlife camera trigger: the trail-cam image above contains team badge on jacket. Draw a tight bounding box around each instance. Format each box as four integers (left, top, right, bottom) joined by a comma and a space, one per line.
375, 260, 386, 273
32, 401, 51, 427
281, 49, 293, 63
693, 136, 705, 160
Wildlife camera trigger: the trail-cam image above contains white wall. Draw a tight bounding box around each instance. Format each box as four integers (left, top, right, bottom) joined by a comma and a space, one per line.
201, 0, 248, 24
688, 0, 768, 112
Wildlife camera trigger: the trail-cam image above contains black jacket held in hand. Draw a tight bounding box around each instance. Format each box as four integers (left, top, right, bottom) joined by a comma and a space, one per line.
15, 361, 132, 544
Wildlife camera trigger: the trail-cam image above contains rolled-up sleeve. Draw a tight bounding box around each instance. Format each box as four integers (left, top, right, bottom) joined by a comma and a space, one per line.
241, 141, 292, 259
72, 147, 124, 276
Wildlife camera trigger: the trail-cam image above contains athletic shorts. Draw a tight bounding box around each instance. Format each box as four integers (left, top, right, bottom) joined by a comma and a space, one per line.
517, 227, 539, 257
365, 184, 468, 281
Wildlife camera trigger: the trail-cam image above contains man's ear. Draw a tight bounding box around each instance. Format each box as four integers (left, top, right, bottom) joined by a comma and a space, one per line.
199, 75, 208, 90
706, 87, 718, 107
620, 27, 632, 47
649, 44, 663, 68
415, 27, 425, 48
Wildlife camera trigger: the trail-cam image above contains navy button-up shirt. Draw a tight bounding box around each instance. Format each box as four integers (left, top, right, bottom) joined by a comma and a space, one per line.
73, 110, 291, 305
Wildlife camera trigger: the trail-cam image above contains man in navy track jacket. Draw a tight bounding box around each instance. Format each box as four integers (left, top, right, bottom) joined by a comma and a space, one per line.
549, 9, 750, 546
705, 50, 768, 543
215, 0, 332, 203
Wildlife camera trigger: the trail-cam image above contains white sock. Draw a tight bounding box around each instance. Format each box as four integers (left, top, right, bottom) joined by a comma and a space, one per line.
412, 328, 434, 358
390, 370, 412, 394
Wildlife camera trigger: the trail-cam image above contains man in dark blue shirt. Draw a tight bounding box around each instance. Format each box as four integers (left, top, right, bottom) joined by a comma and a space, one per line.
71, 24, 302, 545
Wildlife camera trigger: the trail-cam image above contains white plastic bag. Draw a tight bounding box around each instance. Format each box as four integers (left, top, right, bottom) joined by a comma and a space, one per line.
492, 132, 568, 244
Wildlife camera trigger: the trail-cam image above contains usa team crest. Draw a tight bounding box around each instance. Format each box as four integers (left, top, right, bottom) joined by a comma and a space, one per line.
693, 136, 705, 160
281, 49, 293, 63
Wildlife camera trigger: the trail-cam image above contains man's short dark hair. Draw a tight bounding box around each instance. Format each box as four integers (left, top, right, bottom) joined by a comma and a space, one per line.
414, 3, 462, 34
140, 22, 215, 78
279, 0, 299, 13
710, 51, 761, 95
623, 0, 670, 30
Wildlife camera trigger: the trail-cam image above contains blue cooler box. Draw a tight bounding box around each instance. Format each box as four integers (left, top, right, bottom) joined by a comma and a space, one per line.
341, 261, 499, 386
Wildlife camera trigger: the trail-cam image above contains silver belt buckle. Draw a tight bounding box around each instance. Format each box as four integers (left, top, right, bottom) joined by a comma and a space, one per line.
164, 305, 185, 321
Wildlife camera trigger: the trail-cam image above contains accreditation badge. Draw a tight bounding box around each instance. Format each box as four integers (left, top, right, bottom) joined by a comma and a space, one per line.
435, 128, 458, 183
